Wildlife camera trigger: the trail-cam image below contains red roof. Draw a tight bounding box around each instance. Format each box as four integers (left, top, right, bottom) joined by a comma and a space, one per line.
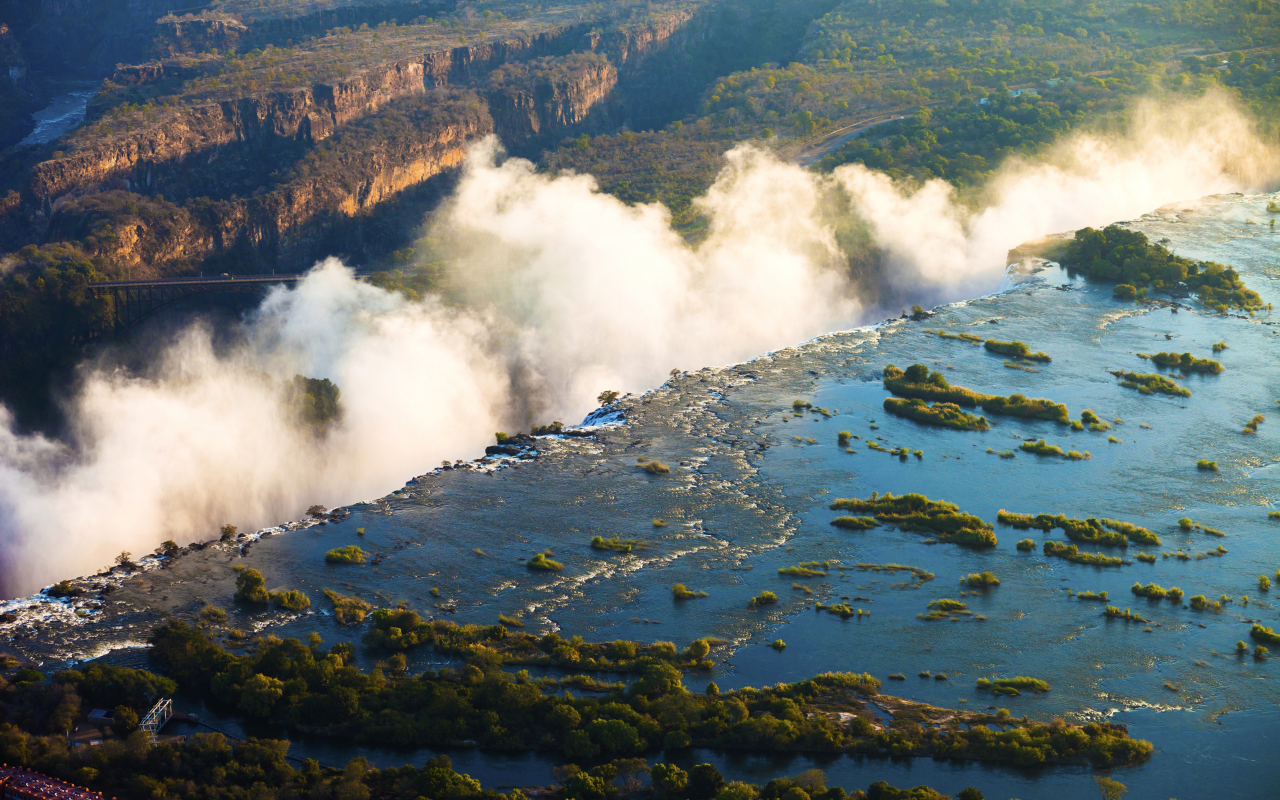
0, 766, 102, 800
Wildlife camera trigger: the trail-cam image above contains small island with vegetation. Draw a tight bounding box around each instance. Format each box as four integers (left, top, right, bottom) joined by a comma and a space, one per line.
999, 511, 1160, 547
964, 571, 1001, 588
1138, 351, 1224, 375
1065, 226, 1265, 311
984, 339, 1051, 362
527, 552, 564, 571
323, 545, 366, 564
976, 676, 1050, 696
883, 397, 989, 430
671, 583, 708, 600
590, 536, 646, 553
1043, 541, 1125, 567
884, 364, 1069, 422
1110, 370, 1191, 398
830, 492, 997, 548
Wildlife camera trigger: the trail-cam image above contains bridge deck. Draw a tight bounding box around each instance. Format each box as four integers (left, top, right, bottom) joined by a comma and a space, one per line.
90, 272, 373, 290
87, 272, 376, 332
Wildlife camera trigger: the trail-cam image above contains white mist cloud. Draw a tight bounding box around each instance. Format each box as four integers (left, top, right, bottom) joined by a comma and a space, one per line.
0, 143, 859, 597
830, 92, 1280, 304
435, 141, 856, 421
0, 284, 513, 597
1, 94, 1275, 597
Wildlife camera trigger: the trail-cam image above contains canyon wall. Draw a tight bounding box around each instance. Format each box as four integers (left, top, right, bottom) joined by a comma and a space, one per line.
485, 53, 619, 148
6, 0, 839, 275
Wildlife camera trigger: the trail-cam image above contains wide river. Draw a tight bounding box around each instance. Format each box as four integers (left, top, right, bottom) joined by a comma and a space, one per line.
4, 193, 1280, 798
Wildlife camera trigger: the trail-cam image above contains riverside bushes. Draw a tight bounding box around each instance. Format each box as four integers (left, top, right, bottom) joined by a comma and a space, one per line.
1189, 595, 1223, 612
1130, 583, 1183, 602
269, 589, 311, 612
1110, 371, 1191, 397
964, 572, 1000, 588
851, 563, 935, 588
0, 723, 510, 800
0, 661, 1007, 800
831, 516, 879, 530
779, 563, 828, 578
113, 621, 1158, 770
1065, 226, 1263, 310
1048, 518, 1121, 546
816, 602, 864, 619
830, 493, 997, 548
591, 536, 645, 553
882, 364, 1068, 422
999, 511, 1158, 546
322, 589, 371, 625
983, 340, 1051, 361
883, 364, 984, 407
1140, 352, 1224, 375
1103, 606, 1149, 622
1101, 519, 1161, 546
324, 545, 366, 564
1042, 541, 1124, 567
926, 329, 984, 343
1019, 439, 1064, 457
883, 397, 989, 430
672, 584, 708, 599
233, 568, 269, 604
527, 553, 564, 571
1251, 625, 1280, 646
919, 598, 970, 620
982, 395, 1070, 424
976, 676, 1049, 696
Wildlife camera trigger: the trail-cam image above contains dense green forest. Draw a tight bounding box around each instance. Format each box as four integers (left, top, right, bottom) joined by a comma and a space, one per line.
138, 618, 1151, 768
550, 0, 1280, 208
2, 620, 1135, 799
1064, 225, 1266, 310
0, 615, 1149, 798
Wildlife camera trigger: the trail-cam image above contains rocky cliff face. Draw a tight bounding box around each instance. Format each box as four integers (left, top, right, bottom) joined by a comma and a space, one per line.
228, 0, 458, 53
212, 93, 491, 270
27, 23, 594, 206
38, 90, 490, 275
0, 23, 34, 146
29, 55, 434, 205
151, 13, 249, 58
46, 191, 211, 280
0, 23, 26, 88
24, 0, 741, 208
7, 0, 835, 276
486, 53, 618, 148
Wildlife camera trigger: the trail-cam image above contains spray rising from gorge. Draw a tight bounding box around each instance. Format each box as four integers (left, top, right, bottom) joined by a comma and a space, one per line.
0, 94, 1275, 598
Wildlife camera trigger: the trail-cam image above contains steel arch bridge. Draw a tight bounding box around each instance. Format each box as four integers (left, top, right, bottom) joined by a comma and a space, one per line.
89, 272, 373, 332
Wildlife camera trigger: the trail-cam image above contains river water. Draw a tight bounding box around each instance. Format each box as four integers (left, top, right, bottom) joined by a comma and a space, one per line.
5, 193, 1280, 797
17, 83, 96, 147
